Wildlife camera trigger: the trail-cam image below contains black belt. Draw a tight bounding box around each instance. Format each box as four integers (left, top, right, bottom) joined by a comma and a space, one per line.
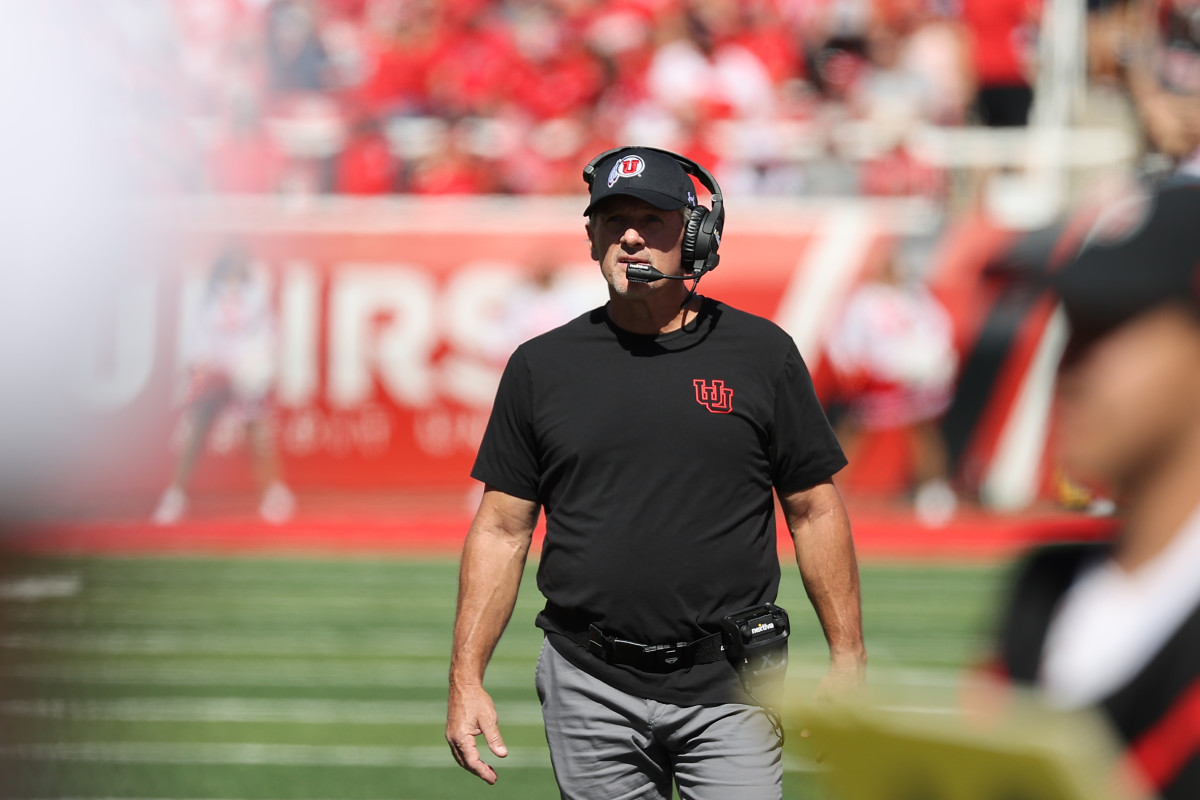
559, 624, 726, 673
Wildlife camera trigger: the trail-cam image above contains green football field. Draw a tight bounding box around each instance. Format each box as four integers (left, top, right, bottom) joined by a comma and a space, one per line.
0, 554, 1011, 799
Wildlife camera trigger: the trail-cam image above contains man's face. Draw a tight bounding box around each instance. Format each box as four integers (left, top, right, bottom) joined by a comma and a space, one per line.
585, 196, 685, 297
1056, 305, 1200, 487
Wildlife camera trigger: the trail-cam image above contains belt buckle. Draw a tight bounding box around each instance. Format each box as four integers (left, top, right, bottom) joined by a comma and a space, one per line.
610, 637, 646, 666
645, 641, 690, 671
587, 624, 612, 662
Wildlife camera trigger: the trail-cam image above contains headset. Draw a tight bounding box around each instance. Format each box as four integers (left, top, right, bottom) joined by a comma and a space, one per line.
582, 146, 725, 280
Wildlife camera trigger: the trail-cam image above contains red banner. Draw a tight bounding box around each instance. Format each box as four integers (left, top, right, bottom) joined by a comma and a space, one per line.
64, 198, 928, 504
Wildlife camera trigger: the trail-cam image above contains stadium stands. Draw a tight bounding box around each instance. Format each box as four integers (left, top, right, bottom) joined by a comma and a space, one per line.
154, 0, 1048, 198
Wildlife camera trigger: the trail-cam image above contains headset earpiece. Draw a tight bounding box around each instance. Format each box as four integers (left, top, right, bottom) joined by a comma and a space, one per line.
682, 206, 709, 276
696, 202, 722, 276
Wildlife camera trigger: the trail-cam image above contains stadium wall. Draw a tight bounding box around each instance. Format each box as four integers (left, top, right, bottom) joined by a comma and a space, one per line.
56, 196, 1056, 511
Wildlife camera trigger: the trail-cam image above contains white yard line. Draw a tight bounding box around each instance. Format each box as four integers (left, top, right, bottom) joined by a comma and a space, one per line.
0, 697, 545, 725
0, 662, 535, 689
1, 595, 472, 624
0, 575, 83, 601
0, 630, 544, 660
0, 660, 962, 691
0, 632, 459, 657
0, 742, 547, 768
0, 742, 818, 773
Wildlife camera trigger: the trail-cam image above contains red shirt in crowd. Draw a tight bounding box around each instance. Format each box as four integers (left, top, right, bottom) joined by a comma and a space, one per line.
410, 147, 491, 195
424, 21, 519, 115
508, 45, 606, 120
358, 30, 435, 114
335, 123, 396, 194
961, 0, 1040, 87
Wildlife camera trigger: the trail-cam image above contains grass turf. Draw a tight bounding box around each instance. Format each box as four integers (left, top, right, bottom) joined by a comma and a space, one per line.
0, 554, 1011, 799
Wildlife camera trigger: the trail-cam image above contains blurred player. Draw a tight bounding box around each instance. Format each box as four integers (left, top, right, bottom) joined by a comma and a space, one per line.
992, 179, 1200, 800
445, 147, 865, 798
826, 248, 959, 525
152, 244, 294, 525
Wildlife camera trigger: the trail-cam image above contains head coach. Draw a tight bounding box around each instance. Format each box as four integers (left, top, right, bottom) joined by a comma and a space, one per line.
445, 146, 867, 799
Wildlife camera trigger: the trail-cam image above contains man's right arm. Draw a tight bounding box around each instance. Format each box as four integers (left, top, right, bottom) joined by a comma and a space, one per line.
445, 486, 540, 785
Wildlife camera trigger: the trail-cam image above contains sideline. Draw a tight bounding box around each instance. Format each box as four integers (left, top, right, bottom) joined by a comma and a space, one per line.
1, 503, 1116, 561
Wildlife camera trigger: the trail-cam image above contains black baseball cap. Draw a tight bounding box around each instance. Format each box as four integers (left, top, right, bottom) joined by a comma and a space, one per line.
583, 147, 699, 216
1053, 179, 1200, 349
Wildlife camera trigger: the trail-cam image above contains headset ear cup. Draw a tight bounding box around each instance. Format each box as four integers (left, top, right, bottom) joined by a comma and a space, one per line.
682, 206, 711, 276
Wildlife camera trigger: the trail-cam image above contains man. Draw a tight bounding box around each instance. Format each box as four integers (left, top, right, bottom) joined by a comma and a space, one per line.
993, 179, 1200, 800
445, 146, 866, 799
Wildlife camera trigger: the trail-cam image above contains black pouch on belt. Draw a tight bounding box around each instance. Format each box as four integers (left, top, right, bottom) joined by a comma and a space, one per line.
719, 603, 790, 709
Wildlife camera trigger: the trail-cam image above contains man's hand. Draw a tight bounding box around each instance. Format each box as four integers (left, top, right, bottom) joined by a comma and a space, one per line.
799, 655, 866, 761
446, 681, 508, 785
813, 655, 866, 704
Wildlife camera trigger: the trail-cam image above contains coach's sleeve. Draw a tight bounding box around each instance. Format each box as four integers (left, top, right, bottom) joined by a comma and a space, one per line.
470, 347, 541, 502
770, 344, 847, 494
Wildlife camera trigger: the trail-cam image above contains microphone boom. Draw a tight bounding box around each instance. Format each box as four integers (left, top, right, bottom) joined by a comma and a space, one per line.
626, 263, 692, 283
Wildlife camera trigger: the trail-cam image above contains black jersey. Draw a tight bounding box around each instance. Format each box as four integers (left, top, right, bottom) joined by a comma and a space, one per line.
471, 298, 846, 705
996, 543, 1200, 800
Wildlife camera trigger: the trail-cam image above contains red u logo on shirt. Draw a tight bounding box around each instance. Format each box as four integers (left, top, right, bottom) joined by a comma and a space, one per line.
693, 379, 734, 414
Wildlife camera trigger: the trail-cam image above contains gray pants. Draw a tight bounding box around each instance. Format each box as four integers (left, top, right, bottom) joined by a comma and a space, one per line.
535, 639, 783, 800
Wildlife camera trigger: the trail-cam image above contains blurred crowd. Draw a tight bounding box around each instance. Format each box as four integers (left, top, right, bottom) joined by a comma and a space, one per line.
112, 0, 1069, 198
101, 0, 1200, 200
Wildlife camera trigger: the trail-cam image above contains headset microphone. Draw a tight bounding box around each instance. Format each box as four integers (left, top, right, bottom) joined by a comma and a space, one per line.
626, 263, 695, 283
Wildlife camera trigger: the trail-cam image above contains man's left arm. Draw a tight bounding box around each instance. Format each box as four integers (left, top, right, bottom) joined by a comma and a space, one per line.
779, 479, 866, 698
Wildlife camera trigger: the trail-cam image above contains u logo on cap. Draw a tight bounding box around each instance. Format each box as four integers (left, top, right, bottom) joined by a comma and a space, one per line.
608, 155, 645, 187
